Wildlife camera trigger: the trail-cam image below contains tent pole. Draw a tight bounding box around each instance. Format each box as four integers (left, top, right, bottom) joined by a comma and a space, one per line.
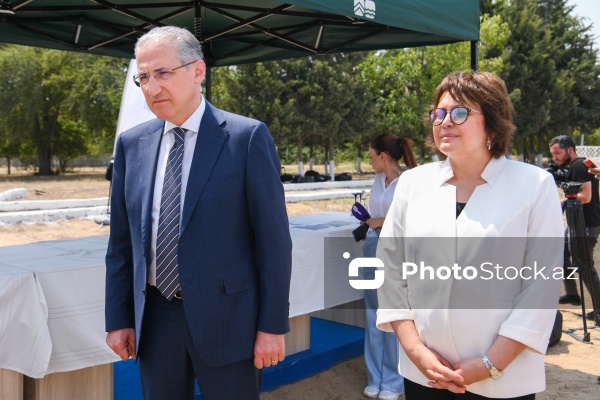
470, 40, 479, 72
193, 1, 212, 102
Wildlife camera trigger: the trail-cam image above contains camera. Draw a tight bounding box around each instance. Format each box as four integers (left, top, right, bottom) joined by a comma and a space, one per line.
561, 181, 583, 196
545, 163, 568, 185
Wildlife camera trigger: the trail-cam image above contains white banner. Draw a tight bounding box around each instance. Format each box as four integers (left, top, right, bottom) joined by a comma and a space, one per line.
113, 60, 156, 153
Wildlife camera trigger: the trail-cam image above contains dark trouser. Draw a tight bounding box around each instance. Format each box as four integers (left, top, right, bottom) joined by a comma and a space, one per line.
564, 226, 600, 314
138, 285, 261, 400
404, 379, 535, 400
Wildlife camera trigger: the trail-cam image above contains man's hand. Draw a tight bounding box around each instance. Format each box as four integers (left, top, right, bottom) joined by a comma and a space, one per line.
106, 328, 136, 360
253, 331, 285, 369
589, 167, 600, 180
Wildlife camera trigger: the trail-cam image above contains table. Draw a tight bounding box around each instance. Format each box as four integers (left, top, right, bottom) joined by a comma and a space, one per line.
0, 212, 364, 398
288, 212, 365, 317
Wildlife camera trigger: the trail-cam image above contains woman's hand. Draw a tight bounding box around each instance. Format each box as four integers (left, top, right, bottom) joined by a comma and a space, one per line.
416, 347, 466, 393
452, 336, 528, 386
451, 357, 490, 386
391, 320, 466, 393
365, 217, 385, 230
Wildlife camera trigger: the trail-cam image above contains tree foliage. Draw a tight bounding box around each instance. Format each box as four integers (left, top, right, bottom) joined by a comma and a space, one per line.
1, 0, 599, 174
212, 54, 374, 166
495, 0, 600, 161
0, 46, 126, 174
358, 13, 510, 161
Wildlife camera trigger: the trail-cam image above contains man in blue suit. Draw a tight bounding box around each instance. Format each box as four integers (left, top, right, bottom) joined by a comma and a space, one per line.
105, 26, 292, 400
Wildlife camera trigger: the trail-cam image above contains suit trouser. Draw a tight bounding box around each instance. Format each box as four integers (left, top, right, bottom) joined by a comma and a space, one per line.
138, 285, 261, 400
564, 226, 600, 314
363, 232, 404, 393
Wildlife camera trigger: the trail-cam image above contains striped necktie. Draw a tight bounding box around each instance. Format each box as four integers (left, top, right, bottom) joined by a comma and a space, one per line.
156, 127, 186, 300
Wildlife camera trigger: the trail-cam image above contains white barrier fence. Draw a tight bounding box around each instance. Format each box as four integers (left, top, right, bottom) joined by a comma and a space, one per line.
578, 146, 600, 160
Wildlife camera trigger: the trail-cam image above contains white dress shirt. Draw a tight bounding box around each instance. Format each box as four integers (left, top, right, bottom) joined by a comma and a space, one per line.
376, 156, 564, 398
369, 172, 398, 220
148, 98, 206, 286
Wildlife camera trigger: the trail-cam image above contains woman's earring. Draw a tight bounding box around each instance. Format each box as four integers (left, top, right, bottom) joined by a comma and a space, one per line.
486, 139, 491, 151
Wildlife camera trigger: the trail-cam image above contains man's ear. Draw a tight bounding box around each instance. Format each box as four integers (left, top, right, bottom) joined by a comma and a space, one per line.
194, 60, 206, 84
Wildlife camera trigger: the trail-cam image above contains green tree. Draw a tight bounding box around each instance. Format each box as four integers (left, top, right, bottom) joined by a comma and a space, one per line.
294, 53, 373, 173
213, 54, 374, 174
496, 0, 600, 163
0, 45, 126, 174
65, 54, 128, 157
212, 61, 299, 162
53, 118, 88, 172
358, 14, 510, 161
0, 127, 21, 174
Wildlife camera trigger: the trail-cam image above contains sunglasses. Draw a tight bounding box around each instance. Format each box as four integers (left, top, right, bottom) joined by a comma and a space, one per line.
428, 106, 482, 126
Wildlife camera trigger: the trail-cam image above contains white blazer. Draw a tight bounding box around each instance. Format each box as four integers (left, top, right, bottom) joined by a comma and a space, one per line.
376, 156, 564, 398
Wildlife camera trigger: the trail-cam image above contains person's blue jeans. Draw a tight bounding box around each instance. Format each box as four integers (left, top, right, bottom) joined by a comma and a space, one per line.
362, 230, 404, 393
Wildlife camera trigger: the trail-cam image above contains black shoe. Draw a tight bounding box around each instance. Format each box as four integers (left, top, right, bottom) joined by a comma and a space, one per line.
559, 294, 581, 305
585, 311, 600, 321
578, 311, 600, 321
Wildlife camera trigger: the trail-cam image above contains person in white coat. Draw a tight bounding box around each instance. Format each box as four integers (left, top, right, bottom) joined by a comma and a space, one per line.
362, 134, 417, 400
376, 71, 564, 399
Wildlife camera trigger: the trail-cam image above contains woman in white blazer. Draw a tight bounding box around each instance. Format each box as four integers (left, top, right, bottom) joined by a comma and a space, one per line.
375, 71, 564, 399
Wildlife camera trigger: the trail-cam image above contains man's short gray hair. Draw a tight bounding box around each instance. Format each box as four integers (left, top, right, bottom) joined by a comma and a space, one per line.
135, 26, 204, 63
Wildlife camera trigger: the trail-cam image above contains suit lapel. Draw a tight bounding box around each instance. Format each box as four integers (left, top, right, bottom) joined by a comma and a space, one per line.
138, 121, 164, 257
181, 103, 228, 234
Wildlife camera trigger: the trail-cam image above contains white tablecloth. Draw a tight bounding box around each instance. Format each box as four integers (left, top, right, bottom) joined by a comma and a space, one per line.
0, 266, 52, 377
0, 212, 364, 378
288, 212, 364, 316
0, 237, 120, 378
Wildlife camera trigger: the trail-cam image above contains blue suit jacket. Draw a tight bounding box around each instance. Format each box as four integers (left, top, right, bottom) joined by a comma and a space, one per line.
105, 101, 292, 367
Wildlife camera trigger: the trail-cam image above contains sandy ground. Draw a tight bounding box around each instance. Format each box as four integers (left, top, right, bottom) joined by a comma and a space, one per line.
0, 168, 111, 201
0, 172, 599, 399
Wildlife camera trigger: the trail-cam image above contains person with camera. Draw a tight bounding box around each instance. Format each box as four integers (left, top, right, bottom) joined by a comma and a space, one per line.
549, 135, 600, 321
586, 165, 600, 385
361, 134, 417, 400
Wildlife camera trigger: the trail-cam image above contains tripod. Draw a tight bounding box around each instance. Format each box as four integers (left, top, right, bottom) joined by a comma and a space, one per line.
562, 182, 599, 343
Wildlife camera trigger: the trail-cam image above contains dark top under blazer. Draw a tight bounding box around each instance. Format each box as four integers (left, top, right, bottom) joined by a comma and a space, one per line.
105, 101, 293, 367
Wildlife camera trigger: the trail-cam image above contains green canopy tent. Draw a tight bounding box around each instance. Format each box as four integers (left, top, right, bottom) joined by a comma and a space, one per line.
0, 0, 480, 181
0, 0, 480, 98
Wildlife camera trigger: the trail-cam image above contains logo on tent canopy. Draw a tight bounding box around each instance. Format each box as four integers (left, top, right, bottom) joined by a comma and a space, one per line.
354, 0, 376, 19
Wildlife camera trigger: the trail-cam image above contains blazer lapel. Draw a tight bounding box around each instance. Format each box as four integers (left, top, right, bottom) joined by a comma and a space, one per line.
138, 121, 164, 258
181, 103, 228, 234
